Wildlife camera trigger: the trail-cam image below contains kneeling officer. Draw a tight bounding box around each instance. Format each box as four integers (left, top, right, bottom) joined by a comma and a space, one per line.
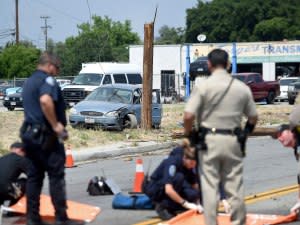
144, 139, 202, 220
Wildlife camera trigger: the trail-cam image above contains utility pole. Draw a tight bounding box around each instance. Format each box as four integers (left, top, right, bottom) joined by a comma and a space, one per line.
40, 16, 51, 51
15, 0, 19, 44
141, 22, 154, 130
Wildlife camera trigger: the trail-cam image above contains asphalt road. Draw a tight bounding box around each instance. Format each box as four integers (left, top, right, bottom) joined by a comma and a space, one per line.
2, 136, 300, 225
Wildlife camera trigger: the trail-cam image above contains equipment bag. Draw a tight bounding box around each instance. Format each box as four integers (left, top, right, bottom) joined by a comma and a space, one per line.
112, 193, 154, 210
87, 176, 114, 196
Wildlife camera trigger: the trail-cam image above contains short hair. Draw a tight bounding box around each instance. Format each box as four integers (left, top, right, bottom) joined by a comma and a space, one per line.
207, 49, 229, 69
38, 51, 60, 69
10, 142, 24, 150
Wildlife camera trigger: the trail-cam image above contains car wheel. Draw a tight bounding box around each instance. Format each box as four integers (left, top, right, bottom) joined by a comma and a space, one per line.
288, 97, 295, 105
266, 91, 275, 104
123, 114, 138, 129
7, 107, 15, 111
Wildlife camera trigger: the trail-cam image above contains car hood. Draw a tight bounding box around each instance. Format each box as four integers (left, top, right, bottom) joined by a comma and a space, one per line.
62, 85, 98, 92
74, 100, 129, 113
7, 93, 22, 97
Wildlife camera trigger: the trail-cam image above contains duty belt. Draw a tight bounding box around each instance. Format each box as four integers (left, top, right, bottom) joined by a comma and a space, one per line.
204, 127, 237, 135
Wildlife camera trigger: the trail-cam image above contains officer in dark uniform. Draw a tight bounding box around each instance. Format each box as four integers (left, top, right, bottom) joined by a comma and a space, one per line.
21, 52, 84, 225
144, 139, 203, 220
0, 142, 28, 206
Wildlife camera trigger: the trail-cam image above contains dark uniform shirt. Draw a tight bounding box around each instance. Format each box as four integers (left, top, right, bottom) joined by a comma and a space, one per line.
22, 70, 67, 128
0, 153, 28, 193
151, 150, 198, 186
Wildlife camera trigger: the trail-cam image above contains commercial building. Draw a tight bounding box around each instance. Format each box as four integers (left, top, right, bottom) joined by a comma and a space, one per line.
129, 41, 300, 98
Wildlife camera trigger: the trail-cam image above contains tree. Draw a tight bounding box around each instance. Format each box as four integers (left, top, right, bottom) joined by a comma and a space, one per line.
186, 0, 300, 42
254, 17, 290, 41
155, 25, 185, 44
0, 42, 40, 79
54, 16, 141, 76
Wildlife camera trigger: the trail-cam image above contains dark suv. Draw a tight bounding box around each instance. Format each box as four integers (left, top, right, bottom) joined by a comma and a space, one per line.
3, 88, 23, 111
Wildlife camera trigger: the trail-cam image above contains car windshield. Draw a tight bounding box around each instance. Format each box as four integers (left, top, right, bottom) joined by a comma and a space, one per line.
72, 73, 103, 86
234, 75, 246, 82
86, 87, 133, 104
280, 79, 298, 86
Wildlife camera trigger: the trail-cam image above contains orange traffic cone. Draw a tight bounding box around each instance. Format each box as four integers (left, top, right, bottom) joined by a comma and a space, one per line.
65, 144, 75, 168
131, 158, 145, 193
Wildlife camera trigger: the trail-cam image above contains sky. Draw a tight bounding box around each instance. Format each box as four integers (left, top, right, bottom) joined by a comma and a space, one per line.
0, 0, 198, 49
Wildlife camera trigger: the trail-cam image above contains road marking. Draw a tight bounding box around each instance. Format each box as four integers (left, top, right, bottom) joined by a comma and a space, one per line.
133, 184, 299, 225
132, 218, 162, 225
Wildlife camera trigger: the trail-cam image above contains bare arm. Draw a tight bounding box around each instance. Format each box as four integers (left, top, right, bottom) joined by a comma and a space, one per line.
184, 112, 195, 136
165, 184, 185, 205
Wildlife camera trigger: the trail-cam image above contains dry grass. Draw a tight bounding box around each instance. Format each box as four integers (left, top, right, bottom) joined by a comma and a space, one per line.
0, 103, 293, 155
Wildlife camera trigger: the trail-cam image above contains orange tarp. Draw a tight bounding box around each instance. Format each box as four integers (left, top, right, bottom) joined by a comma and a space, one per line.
8, 194, 101, 223
162, 210, 297, 225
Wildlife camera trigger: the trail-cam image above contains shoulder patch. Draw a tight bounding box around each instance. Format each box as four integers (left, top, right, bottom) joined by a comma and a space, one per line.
168, 165, 176, 177
45, 77, 55, 86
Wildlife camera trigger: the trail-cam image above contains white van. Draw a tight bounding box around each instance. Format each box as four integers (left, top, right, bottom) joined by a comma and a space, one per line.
62, 62, 142, 106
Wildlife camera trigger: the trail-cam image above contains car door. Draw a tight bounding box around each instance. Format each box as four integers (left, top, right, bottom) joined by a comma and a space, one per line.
152, 89, 162, 126
253, 74, 267, 99
131, 89, 142, 124
247, 74, 263, 100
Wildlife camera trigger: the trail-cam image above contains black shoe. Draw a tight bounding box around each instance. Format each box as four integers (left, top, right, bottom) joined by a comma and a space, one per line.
27, 219, 52, 225
155, 204, 174, 221
55, 219, 85, 225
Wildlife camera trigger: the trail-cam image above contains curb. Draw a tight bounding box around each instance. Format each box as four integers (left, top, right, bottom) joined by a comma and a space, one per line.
72, 141, 177, 162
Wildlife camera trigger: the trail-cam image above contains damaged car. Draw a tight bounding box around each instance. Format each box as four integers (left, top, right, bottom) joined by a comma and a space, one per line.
69, 84, 162, 130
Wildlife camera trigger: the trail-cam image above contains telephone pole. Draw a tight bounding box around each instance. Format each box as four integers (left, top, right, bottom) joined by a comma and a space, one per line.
15, 0, 19, 44
40, 16, 51, 51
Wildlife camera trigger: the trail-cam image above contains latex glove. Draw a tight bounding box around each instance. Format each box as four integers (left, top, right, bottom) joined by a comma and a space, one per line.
290, 199, 300, 213
182, 201, 198, 210
196, 204, 204, 214
222, 199, 232, 214
278, 130, 296, 148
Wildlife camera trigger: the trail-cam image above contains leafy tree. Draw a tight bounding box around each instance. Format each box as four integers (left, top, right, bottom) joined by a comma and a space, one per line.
54, 16, 141, 76
186, 0, 300, 42
155, 25, 185, 44
0, 42, 40, 79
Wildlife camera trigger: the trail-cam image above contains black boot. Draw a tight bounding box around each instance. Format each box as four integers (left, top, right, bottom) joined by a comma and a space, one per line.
155, 203, 175, 221
27, 219, 52, 225
55, 218, 85, 225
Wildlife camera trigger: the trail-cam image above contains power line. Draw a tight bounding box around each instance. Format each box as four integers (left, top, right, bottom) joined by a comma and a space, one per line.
35, 0, 83, 23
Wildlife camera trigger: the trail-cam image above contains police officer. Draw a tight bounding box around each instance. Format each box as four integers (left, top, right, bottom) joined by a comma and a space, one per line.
144, 139, 203, 220
184, 49, 258, 225
278, 96, 300, 213
0, 142, 28, 206
21, 52, 84, 225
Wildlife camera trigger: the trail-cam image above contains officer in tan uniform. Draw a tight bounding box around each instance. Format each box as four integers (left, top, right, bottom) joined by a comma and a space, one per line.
184, 49, 258, 225
278, 94, 300, 213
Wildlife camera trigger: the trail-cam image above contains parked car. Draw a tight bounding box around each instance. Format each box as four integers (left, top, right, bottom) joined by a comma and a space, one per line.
5, 87, 22, 96
189, 56, 209, 81
3, 88, 23, 111
69, 84, 162, 130
287, 78, 300, 105
233, 73, 280, 104
0, 85, 12, 99
275, 77, 298, 101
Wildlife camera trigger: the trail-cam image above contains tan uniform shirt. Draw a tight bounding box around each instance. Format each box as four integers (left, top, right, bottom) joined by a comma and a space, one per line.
290, 94, 300, 129
185, 69, 257, 129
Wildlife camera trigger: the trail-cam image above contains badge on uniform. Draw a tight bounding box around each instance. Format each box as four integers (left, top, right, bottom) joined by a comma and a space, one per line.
169, 165, 176, 177
46, 77, 55, 86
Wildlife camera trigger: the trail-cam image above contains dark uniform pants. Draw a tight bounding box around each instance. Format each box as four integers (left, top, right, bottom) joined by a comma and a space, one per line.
25, 137, 67, 222
145, 173, 200, 213
0, 178, 27, 206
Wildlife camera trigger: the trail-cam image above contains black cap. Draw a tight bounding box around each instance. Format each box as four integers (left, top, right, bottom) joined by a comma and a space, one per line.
10, 142, 24, 149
